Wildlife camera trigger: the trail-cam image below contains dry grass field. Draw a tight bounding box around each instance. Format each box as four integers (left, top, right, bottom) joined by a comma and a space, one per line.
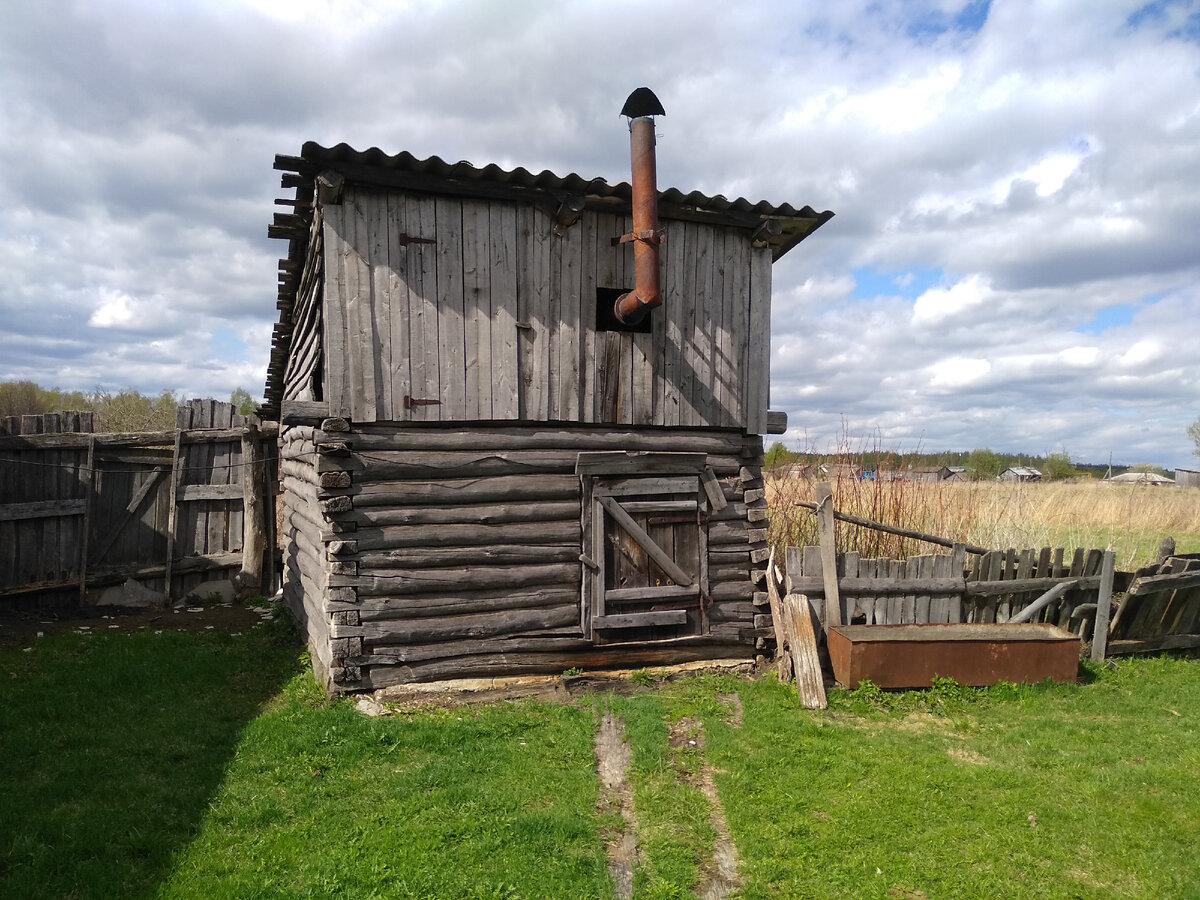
766, 474, 1200, 569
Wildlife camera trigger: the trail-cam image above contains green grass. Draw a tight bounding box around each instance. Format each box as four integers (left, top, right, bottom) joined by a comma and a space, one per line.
2, 624, 1198, 899
0, 624, 299, 898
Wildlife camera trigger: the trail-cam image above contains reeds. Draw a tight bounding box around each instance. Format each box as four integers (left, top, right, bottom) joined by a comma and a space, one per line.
767, 452, 1200, 568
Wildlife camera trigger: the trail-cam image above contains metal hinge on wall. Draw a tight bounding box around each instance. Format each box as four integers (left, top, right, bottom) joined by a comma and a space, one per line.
403, 395, 442, 409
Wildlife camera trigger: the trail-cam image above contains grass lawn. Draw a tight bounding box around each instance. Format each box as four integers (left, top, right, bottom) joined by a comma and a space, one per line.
2, 616, 1198, 899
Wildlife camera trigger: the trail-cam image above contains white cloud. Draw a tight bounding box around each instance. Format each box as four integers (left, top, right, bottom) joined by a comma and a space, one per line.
1, 0, 1198, 466
89, 289, 135, 327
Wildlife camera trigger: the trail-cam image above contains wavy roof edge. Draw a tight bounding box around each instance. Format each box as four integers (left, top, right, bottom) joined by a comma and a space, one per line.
290, 141, 835, 231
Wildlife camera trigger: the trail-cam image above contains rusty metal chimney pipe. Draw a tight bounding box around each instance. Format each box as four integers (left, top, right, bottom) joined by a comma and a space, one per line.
614, 114, 663, 325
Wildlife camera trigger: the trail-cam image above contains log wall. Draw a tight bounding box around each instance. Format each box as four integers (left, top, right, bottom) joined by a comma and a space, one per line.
280, 421, 770, 692
312, 188, 773, 434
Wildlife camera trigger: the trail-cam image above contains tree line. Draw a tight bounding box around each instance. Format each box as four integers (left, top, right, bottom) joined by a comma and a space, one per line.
763, 443, 1170, 481
0, 381, 258, 433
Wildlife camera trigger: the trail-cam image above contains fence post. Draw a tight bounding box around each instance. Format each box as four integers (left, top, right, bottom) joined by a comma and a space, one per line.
163, 429, 184, 604
78, 435, 96, 602
815, 481, 842, 629
1091, 550, 1116, 663
236, 424, 267, 598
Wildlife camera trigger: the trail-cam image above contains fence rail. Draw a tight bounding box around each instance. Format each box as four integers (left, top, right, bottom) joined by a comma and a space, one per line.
0, 401, 277, 606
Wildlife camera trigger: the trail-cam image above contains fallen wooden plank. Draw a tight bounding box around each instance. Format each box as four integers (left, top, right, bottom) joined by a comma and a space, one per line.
783, 591, 827, 709
766, 548, 793, 683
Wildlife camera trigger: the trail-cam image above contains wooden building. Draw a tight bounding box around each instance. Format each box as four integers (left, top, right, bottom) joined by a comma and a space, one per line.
263, 102, 832, 692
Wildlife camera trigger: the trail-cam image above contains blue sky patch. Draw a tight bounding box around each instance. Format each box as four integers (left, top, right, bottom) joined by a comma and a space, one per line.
852, 267, 944, 300
209, 328, 248, 357
1076, 302, 1141, 334
906, 0, 991, 42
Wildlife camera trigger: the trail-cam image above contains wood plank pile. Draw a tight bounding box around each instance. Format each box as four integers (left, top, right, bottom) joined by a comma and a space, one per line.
1108, 555, 1200, 654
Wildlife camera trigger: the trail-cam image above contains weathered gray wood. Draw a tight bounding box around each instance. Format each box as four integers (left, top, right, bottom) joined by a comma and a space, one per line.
179, 484, 244, 502
351, 500, 578, 528
766, 549, 792, 681
815, 483, 842, 629
595, 476, 699, 498
435, 195, 467, 418
357, 544, 578, 569
489, 201, 520, 419
785, 575, 965, 595
281, 400, 331, 424
783, 591, 827, 709
321, 203, 349, 416
353, 520, 580, 551
345, 426, 745, 454
345, 474, 579, 507
576, 451, 708, 477
462, 198, 492, 420
966, 576, 1101, 596
346, 563, 577, 595
163, 428, 184, 604
793, 501, 989, 555
0, 500, 87, 522
745, 246, 771, 435
238, 425, 268, 596
599, 496, 693, 587
604, 584, 700, 603
593, 610, 688, 629
1091, 550, 1116, 662
406, 193, 441, 421
357, 603, 579, 643
1009, 580, 1079, 624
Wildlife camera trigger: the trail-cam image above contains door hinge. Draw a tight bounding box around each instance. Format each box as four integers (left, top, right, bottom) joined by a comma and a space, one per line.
403, 395, 442, 409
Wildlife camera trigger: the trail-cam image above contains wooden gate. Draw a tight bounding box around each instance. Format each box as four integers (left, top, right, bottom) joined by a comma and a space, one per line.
578, 452, 712, 643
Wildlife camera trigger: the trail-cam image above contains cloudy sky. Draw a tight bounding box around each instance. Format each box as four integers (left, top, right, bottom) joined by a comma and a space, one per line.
2, 0, 1198, 467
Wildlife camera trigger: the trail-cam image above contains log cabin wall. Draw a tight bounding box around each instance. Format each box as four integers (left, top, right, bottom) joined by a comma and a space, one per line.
313, 186, 773, 434
266, 144, 832, 692
281, 420, 769, 692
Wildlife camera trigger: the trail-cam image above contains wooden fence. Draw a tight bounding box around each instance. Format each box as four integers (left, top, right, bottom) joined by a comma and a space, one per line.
781, 543, 1200, 659
0, 401, 277, 607
783, 544, 1115, 641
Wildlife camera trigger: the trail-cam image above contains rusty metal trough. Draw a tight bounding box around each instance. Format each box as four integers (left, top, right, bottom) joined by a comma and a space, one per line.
827, 623, 1080, 689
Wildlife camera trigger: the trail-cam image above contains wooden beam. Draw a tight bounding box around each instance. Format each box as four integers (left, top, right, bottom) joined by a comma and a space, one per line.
1091, 550, 1116, 663
815, 482, 842, 629
598, 495, 693, 587
593, 610, 689, 629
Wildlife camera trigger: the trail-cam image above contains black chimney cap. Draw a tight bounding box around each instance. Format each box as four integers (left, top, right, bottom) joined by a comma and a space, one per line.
621, 87, 665, 119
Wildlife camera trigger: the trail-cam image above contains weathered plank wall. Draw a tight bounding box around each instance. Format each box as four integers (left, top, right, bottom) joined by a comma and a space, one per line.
784, 545, 1112, 639
315, 189, 773, 433
0, 401, 275, 605
280, 421, 770, 691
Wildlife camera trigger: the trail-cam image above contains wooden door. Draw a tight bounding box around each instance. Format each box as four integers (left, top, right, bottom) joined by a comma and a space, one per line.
578, 452, 710, 644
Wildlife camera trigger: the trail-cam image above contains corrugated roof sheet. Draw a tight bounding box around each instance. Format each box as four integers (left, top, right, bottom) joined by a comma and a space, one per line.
281, 142, 834, 241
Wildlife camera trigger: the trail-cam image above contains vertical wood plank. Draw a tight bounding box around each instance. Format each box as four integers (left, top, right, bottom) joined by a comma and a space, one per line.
384, 191, 412, 422
435, 196, 467, 418
462, 198, 492, 420
363, 192, 392, 421
321, 204, 349, 417
690, 223, 716, 426
343, 191, 378, 423
677, 222, 699, 427
1091, 550, 1116, 662
576, 212, 598, 423
78, 436, 95, 600
163, 428, 184, 604
557, 213, 583, 421
660, 220, 685, 427
489, 202, 520, 419
746, 246, 773, 435
815, 482, 842, 629
526, 208, 552, 421
407, 195, 440, 421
